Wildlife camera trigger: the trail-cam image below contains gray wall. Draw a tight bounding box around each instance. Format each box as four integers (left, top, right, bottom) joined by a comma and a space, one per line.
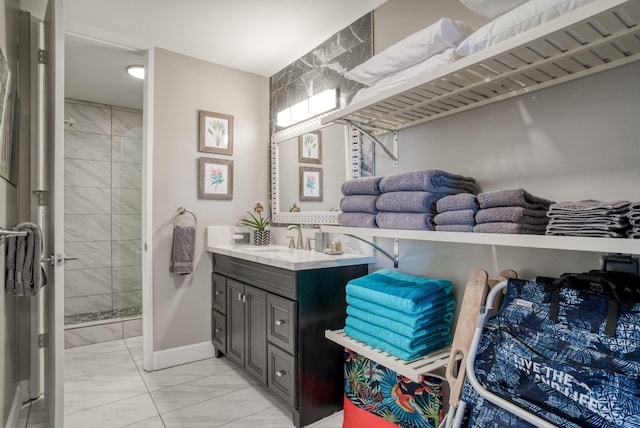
367, 0, 640, 327
152, 48, 269, 351
0, 0, 21, 423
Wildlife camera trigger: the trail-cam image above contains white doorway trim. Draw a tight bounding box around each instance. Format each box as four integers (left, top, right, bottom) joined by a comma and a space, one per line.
63, 23, 156, 371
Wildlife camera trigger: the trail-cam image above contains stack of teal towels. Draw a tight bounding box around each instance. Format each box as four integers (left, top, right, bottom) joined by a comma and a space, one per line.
344, 269, 455, 361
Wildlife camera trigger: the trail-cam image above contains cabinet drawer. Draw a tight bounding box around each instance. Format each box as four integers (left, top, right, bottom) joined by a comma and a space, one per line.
267, 294, 296, 354
268, 344, 297, 407
212, 273, 227, 314
211, 310, 226, 354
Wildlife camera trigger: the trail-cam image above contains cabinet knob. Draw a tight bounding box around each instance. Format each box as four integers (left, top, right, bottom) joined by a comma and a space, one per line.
215, 328, 223, 333
215, 290, 222, 296
275, 370, 286, 377
275, 319, 286, 326
238, 293, 247, 302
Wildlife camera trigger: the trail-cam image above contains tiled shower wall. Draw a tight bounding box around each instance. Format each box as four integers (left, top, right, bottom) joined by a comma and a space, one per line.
63, 99, 142, 327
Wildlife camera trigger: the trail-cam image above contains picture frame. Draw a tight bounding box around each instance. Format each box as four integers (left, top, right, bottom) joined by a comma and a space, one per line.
0, 47, 15, 183
198, 110, 234, 155
198, 157, 233, 200
298, 131, 322, 164
299, 166, 323, 201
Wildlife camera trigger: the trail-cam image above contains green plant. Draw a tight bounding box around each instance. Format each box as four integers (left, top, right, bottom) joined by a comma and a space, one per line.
239, 211, 270, 231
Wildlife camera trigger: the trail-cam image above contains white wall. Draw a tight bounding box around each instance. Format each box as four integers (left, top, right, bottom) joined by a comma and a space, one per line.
152, 48, 269, 352
364, 1, 640, 325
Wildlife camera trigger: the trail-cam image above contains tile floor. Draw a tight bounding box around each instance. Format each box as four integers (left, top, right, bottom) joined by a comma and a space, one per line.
20, 336, 344, 428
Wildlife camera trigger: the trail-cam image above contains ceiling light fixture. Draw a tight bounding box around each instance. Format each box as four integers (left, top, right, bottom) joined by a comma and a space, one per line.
126, 65, 145, 80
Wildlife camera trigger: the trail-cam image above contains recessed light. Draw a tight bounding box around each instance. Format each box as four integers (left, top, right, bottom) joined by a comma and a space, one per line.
126, 65, 145, 80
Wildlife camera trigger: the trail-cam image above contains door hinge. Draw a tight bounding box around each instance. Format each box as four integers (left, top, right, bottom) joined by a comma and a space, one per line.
38, 333, 47, 348
32, 190, 48, 206
37, 49, 47, 64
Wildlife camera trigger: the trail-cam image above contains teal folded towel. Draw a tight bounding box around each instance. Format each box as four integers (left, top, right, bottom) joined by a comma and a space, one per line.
345, 269, 453, 314
346, 294, 456, 327
344, 325, 452, 361
346, 315, 451, 349
346, 305, 453, 338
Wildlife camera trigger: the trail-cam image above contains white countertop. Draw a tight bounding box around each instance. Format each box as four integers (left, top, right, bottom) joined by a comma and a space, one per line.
207, 244, 375, 271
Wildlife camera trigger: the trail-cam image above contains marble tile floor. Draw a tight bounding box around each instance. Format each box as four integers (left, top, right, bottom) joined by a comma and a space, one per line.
20, 336, 343, 428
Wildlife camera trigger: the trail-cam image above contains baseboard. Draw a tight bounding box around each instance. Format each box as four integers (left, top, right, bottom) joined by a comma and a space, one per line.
152, 341, 215, 370
5, 383, 21, 428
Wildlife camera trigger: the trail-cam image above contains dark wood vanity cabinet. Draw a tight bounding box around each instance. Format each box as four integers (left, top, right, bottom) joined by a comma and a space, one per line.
211, 253, 368, 427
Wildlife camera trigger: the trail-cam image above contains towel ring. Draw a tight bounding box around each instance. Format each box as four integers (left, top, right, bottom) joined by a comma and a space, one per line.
172, 207, 197, 227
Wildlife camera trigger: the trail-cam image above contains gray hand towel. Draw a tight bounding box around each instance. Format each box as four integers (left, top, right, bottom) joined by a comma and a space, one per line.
5, 236, 16, 294
478, 189, 554, 210
341, 176, 382, 196
338, 212, 378, 228
376, 212, 434, 230
473, 222, 547, 235
435, 224, 474, 232
340, 195, 379, 214
433, 210, 476, 226
170, 226, 196, 275
436, 193, 478, 213
379, 169, 476, 193
5, 222, 46, 296
376, 191, 444, 213
547, 229, 629, 238
548, 200, 630, 214
629, 201, 640, 212
475, 207, 549, 225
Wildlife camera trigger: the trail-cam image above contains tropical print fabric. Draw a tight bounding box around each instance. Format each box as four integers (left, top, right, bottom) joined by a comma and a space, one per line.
461, 278, 640, 427
344, 348, 443, 428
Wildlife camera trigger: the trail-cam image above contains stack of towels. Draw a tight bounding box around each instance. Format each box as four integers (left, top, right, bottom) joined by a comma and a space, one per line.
473, 188, 554, 235
375, 169, 477, 230
344, 269, 456, 361
545, 200, 631, 238
433, 193, 479, 232
338, 177, 383, 228
629, 202, 640, 239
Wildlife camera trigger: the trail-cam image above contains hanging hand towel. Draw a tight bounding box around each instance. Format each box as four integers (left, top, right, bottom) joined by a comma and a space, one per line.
5, 222, 47, 296
170, 225, 196, 275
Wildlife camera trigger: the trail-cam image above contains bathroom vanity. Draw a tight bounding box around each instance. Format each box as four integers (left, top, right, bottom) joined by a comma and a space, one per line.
207, 243, 372, 427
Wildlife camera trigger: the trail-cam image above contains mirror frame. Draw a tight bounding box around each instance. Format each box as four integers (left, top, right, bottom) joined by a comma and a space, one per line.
271, 117, 360, 225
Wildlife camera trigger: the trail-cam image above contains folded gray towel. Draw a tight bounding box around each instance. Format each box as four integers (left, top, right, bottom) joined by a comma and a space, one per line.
376, 212, 434, 230
435, 224, 474, 232
546, 229, 629, 238
546, 223, 630, 233
548, 216, 629, 226
170, 226, 196, 275
338, 212, 377, 228
340, 195, 379, 214
478, 189, 554, 210
630, 201, 640, 211
379, 169, 476, 193
341, 176, 382, 196
436, 193, 478, 213
548, 200, 630, 214
628, 231, 640, 239
630, 217, 640, 227
433, 210, 476, 226
5, 222, 46, 296
473, 222, 547, 235
475, 207, 549, 225
376, 191, 445, 213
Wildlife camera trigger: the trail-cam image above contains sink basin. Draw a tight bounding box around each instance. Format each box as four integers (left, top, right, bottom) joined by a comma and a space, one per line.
240, 246, 295, 254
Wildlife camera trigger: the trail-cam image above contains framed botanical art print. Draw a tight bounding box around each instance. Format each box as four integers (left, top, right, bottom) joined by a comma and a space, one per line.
199, 110, 234, 155
198, 157, 233, 200
298, 131, 322, 164
299, 166, 322, 201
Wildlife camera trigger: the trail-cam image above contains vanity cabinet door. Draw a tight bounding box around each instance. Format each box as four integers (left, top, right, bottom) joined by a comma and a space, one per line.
226, 279, 245, 367
245, 285, 267, 385
267, 294, 296, 355
211, 309, 226, 354
212, 273, 227, 314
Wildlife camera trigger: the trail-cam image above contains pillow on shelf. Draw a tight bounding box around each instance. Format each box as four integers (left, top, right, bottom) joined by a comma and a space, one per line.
459, 0, 529, 20
344, 17, 471, 86
350, 49, 458, 105
456, 0, 597, 57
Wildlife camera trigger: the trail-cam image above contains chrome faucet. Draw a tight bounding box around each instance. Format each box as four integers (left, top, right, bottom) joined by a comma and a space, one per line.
287, 225, 303, 249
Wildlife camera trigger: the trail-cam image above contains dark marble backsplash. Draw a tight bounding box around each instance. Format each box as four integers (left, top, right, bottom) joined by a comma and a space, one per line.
270, 13, 372, 133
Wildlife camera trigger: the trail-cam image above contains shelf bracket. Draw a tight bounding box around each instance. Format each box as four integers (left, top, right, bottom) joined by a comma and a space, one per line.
345, 234, 399, 268
346, 120, 398, 166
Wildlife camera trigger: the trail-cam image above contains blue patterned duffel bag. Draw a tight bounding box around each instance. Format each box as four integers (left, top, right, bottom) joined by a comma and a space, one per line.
461, 273, 640, 427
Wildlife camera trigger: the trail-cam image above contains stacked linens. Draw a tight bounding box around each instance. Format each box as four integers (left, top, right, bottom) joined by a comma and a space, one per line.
344, 269, 455, 361
545, 200, 631, 238
376, 169, 477, 230
474, 188, 554, 234
434, 193, 479, 232
338, 177, 382, 228
629, 202, 640, 239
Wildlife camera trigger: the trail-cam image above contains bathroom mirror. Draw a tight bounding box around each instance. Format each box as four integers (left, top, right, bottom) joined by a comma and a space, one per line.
271, 117, 361, 225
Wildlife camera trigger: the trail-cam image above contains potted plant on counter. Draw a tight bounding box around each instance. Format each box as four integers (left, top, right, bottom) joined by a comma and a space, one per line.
240, 203, 270, 245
